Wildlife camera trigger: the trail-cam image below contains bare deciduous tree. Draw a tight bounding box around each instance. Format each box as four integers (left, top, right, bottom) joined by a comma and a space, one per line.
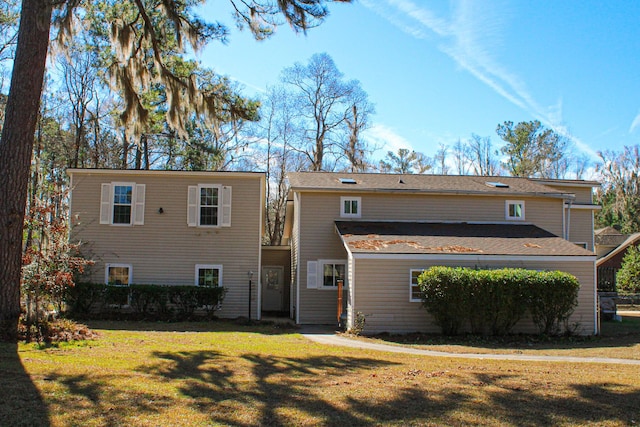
467, 134, 500, 176
281, 52, 371, 171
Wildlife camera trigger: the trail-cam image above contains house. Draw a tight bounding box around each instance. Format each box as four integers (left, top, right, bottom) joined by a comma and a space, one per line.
286, 172, 600, 335
68, 169, 266, 319
596, 232, 640, 288
594, 227, 629, 259
69, 169, 600, 335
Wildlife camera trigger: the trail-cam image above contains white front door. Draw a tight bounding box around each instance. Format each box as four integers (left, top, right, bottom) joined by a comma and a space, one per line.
262, 266, 284, 312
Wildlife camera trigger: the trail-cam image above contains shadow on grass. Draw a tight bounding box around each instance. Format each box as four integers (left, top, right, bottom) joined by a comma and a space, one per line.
138, 349, 639, 426
35, 344, 640, 425
0, 343, 49, 427
43, 372, 175, 425
140, 350, 404, 425
467, 372, 640, 426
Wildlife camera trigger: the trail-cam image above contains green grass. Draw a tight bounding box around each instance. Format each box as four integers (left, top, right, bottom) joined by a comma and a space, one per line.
2, 319, 640, 426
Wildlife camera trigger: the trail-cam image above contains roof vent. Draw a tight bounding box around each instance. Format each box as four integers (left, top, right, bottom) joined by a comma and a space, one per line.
486, 181, 509, 188
398, 178, 405, 184
339, 178, 357, 184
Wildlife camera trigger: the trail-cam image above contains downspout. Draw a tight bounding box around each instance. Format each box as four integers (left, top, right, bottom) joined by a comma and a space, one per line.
594, 262, 599, 335
565, 198, 573, 240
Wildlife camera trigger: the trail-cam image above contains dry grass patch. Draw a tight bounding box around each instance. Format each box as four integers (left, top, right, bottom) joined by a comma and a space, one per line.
1, 320, 639, 426
361, 314, 640, 360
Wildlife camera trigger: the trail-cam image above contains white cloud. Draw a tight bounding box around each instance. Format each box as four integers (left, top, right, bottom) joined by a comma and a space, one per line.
363, 124, 414, 157
361, 0, 597, 159
629, 111, 640, 134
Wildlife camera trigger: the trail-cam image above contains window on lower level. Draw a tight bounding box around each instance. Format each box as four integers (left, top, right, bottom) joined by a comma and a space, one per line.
410, 269, 424, 302
195, 264, 222, 287
306, 260, 347, 289
106, 263, 132, 286
322, 261, 346, 288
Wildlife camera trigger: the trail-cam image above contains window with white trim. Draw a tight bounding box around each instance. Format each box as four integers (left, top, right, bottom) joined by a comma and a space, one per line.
320, 260, 346, 288
322, 261, 346, 288
307, 260, 347, 289
195, 264, 222, 287
100, 182, 145, 225
187, 185, 232, 227
505, 200, 525, 220
106, 263, 132, 286
410, 269, 424, 302
340, 197, 361, 218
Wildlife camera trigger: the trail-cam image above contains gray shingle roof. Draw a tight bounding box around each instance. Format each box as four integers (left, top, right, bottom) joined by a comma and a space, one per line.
288, 172, 572, 198
335, 221, 594, 256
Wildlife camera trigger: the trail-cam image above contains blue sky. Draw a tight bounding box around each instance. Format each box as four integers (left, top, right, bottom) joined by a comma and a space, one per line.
198, 0, 640, 165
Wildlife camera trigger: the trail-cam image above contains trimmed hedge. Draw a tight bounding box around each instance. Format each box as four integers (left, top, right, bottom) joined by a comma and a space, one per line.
65, 283, 227, 320
418, 267, 580, 336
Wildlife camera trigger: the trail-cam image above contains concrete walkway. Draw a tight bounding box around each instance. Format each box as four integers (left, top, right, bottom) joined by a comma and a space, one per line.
300, 327, 640, 366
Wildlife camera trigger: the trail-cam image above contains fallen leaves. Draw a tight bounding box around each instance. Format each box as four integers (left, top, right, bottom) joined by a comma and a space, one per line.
347, 238, 481, 253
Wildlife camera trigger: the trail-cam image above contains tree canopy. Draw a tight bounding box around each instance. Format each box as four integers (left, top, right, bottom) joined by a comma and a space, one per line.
0, 0, 350, 342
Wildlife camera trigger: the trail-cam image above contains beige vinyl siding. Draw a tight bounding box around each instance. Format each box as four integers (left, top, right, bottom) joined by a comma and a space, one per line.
350, 193, 565, 237
549, 184, 594, 204
291, 193, 300, 321
352, 257, 595, 335
296, 191, 568, 324
568, 209, 595, 251
69, 171, 263, 319
297, 193, 349, 324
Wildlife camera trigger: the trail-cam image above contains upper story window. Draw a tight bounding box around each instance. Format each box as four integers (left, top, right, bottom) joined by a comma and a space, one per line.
200, 186, 219, 226
100, 182, 145, 226
188, 185, 232, 227
113, 185, 132, 224
505, 200, 525, 221
340, 196, 361, 218
195, 264, 222, 287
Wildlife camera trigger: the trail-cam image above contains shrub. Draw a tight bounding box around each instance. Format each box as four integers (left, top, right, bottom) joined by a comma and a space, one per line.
418, 267, 470, 335
527, 271, 580, 335
418, 267, 580, 336
104, 285, 130, 307
65, 283, 226, 321
65, 282, 106, 314
617, 245, 640, 294
478, 269, 529, 335
348, 312, 366, 336
130, 285, 171, 317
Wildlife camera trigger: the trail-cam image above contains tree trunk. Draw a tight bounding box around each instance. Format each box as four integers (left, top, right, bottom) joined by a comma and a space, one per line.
0, 0, 52, 342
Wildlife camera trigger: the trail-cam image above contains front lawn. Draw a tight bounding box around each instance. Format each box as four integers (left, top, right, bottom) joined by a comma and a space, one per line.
362, 313, 640, 360
2, 320, 639, 426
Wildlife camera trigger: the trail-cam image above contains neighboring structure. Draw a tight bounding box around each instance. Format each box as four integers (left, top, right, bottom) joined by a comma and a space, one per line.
68, 169, 266, 319
286, 172, 600, 334
594, 227, 629, 259
596, 232, 640, 288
